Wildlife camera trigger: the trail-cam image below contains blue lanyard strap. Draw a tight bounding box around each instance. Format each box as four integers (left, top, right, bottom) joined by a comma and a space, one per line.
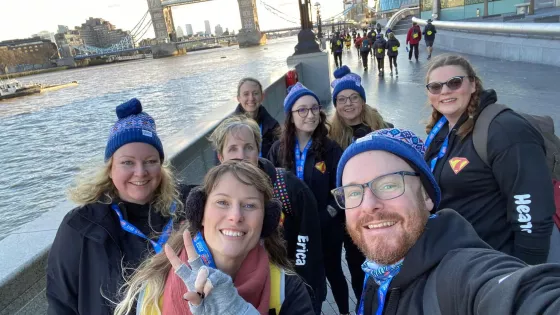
358, 260, 403, 315
294, 139, 312, 181
425, 116, 449, 173
111, 202, 176, 254
193, 231, 217, 268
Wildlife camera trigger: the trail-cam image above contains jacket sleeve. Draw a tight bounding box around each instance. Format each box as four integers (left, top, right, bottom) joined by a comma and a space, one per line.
435, 249, 560, 315
293, 184, 326, 303
278, 274, 316, 315
46, 212, 81, 315
488, 116, 555, 264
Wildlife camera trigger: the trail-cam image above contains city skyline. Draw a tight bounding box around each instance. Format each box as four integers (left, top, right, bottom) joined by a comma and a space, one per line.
0, 0, 344, 42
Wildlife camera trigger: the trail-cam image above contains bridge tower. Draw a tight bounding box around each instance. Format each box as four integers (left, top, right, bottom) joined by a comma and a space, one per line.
237, 0, 266, 47
147, 0, 176, 43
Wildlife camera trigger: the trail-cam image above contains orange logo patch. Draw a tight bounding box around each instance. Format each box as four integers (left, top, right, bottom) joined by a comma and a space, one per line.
315, 161, 326, 174
279, 212, 285, 227
449, 157, 469, 174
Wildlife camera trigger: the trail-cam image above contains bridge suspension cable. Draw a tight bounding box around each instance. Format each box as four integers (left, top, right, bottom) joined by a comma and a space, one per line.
134, 21, 154, 44
259, 0, 299, 25
130, 11, 150, 35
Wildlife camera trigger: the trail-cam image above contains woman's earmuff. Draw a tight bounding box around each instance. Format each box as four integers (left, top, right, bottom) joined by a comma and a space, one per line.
261, 199, 282, 238
184, 187, 207, 233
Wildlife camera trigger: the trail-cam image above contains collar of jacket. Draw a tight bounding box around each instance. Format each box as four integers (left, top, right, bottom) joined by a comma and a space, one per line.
235, 104, 275, 130
66, 201, 124, 252
389, 209, 491, 289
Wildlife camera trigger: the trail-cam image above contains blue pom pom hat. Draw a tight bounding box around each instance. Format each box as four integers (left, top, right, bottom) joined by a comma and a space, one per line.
331, 65, 366, 106
336, 128, 441, 211
104, 98, 164, 162
283, 82, 320, 114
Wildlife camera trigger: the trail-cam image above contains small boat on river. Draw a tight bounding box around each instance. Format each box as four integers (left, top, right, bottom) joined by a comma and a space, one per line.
0, 79, 78, 101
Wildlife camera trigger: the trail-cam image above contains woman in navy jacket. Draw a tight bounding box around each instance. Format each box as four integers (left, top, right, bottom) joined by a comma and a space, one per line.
268, 83, 349, 315
46, 99, 187, 315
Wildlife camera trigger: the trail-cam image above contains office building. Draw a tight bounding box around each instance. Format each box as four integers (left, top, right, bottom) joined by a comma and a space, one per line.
204, 20, 211, 35
185, 24, 194, 36
78, 17, 131, 48
215, 24, 224, 36
57, 25, 69, 34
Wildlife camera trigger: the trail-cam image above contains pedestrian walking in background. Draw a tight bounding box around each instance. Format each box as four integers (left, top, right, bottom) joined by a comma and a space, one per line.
406, 22, 422, 61
423, 19, 437, 60
386, 32, 400, 76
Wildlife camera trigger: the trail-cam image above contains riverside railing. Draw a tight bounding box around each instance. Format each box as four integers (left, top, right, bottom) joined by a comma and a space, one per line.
0, 63, 303, 315
386, 7, 420, 30
412, 16, 560, 38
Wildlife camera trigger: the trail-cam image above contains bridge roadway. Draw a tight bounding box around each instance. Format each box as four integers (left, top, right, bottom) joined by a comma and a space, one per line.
320, 34, 560, 315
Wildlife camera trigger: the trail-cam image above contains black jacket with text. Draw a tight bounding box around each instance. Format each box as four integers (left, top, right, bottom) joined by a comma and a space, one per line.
258, 158, 327, 303
425, 89, 555, 264
361, 209, 560, 315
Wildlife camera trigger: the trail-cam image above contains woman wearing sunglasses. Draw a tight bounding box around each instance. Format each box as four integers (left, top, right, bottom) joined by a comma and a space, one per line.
268, 83, 351, 315
424, 54, 555, 265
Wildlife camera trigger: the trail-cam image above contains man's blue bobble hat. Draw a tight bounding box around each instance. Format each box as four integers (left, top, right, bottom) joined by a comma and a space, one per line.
336, 128, 441, 210
104, 98, 164, 162
283, 82, 320, 114
331, 65, 366, 106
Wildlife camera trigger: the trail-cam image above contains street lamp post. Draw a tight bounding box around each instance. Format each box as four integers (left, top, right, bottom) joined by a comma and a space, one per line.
293, 0, 320, 55
315, 2, 322, 39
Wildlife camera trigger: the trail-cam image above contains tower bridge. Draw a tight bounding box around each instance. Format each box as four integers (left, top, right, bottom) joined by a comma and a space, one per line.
147, 0, 265, 50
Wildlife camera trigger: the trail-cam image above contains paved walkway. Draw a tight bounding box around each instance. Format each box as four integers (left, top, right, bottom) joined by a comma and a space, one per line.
320, 35, 560, 315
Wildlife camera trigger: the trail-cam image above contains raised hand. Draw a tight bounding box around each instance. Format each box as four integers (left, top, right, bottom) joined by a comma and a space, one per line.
164, 231, 259, 315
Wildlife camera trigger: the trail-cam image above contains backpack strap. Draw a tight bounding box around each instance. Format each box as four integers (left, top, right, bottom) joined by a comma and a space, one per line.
273, 168, 292, 221
423, 271, 442, 315
472, 103, 510, 167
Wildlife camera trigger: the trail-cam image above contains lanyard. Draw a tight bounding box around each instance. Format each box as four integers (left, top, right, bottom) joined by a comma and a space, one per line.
357, 262, 403, 315
424, 116, 449, 173
193, 231, 217, 268
294, 139, 312, 181
259, 124, 263, 158
111, 202, 176, 254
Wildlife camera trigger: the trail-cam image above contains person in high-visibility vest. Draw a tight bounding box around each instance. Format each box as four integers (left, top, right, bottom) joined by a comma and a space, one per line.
423, 19, 437, 60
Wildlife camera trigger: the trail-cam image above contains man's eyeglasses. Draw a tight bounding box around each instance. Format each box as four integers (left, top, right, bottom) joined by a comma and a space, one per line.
330, 171, 419, 210
336, 94, 361, 105
425, 76, 472, 95
292, 105, 322, 118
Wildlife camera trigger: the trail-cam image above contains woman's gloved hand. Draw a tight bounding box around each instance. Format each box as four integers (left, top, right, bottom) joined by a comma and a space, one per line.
164, 231, 259, 315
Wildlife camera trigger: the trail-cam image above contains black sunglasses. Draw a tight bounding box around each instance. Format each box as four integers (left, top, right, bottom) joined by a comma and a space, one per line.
426, 76, 472, 94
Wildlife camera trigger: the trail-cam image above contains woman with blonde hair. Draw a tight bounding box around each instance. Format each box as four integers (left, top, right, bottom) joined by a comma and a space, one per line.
329, 66, 393, 151
114, 160, 315, 315
424, 54, 555, 265
46, 98, 187, 315
328, 66, 392, 307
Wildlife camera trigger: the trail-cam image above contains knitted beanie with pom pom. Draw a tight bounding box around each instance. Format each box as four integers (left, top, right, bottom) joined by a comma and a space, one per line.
331, 65, 366, 106
104, 98, 164, 162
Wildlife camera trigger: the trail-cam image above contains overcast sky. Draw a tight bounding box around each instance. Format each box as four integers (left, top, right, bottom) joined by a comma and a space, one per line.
0, 0, 347, 41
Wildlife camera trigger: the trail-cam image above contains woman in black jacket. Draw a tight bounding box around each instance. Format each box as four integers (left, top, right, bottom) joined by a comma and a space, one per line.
234, 77, 280, 158
268, 83, 350, 315
46, 98, 186, 315
328, 65, 392, 307
208, 114, 327, 314
424, 54, 555, 265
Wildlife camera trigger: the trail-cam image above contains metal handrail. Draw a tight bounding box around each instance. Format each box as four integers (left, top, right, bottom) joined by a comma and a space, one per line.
412, 17, 560, 36
386, 7, 419, 30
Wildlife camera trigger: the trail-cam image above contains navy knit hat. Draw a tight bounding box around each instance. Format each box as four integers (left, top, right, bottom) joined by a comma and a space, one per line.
283, 82, 320, 114
331, 65, 366, 106
104, 98, 164, 162
336, 128, 441, 210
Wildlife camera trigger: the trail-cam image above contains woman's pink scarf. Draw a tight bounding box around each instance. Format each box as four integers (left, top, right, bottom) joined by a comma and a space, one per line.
162, 243, 271, 315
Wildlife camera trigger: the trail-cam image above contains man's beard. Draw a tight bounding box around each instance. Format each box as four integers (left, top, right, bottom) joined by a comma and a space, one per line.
347, 206, 428, 265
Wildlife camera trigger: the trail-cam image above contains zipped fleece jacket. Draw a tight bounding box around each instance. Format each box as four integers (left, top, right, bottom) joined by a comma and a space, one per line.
425, 89, 555, 265
373, 39, 387, 58
361, 209, 560, 315
258, 158, 327, 304
234, 104, 280, 159
268, 138, 344, 228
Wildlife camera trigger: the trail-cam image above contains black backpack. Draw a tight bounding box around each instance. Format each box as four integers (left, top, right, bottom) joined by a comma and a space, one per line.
472, 103, 560, 229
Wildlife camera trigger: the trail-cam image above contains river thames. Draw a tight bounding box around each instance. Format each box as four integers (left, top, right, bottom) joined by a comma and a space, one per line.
0, 37, 298, 240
